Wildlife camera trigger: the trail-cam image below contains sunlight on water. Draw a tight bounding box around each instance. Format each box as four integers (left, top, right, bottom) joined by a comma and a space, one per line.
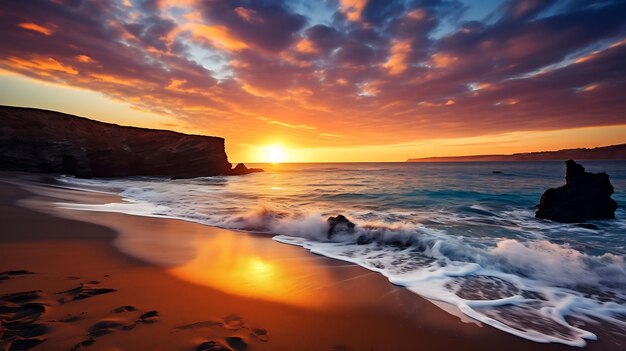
56, 161, 626, 346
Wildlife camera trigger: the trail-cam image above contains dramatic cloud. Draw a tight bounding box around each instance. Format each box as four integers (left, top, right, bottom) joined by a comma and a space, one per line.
1, 0, 625, 151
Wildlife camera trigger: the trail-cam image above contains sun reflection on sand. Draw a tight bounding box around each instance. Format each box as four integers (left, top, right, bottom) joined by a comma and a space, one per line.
29, 188, 400, 310
167, 230, 343, 307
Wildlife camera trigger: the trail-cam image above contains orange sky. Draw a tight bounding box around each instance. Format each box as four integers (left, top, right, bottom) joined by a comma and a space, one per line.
1, 1, 625, 162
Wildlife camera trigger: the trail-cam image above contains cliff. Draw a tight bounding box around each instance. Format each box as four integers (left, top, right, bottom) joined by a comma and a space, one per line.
407, 144, 626, 162
0, 106, 238, 178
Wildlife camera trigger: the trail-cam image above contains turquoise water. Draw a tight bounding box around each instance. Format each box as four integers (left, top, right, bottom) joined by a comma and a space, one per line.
58, 161, 626, 346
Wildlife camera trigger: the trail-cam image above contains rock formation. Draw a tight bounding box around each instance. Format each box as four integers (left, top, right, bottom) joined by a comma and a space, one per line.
327, 214, 356, 238
228, 163, 264, 176
0, 106, 262, 179
535, 160, 618, 223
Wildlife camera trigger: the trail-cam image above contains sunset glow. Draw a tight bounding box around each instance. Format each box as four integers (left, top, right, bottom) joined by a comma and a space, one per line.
261, 145, 287, 164
1, 1, 625, 162
168, 231, 340, 307
2, 2, 626, 348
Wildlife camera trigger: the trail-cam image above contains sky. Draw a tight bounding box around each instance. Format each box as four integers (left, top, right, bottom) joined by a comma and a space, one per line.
1, 0, 626, 162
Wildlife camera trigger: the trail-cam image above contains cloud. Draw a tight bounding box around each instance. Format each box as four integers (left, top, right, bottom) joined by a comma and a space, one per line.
18, 22, 53, 36
195, 0, 306, 53
383, 40, 411, 75
0, 0, 625, 150
339, 0, 368, 22
5, 56, 78, 75
75, 54, 94, 63
187, 23, 249, 51
268, 120, 316, 129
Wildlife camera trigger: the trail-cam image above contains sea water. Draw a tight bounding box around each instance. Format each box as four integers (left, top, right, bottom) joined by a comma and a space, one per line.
57, 161, 626, 346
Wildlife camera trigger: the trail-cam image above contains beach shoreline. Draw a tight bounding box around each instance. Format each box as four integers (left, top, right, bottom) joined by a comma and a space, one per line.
0, 173, 622, 350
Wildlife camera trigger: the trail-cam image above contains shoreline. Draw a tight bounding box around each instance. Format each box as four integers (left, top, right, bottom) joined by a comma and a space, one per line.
1, 173, 622, 350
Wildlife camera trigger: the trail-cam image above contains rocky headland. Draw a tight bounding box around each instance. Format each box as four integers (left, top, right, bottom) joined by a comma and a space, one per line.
0, 106, 261, 179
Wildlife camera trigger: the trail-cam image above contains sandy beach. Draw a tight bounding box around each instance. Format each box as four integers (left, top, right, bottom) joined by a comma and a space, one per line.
1, 174, 623, 351
3, 0, 626, 348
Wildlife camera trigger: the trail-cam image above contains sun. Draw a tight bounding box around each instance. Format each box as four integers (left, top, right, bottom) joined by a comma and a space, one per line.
261, 145, 287, 163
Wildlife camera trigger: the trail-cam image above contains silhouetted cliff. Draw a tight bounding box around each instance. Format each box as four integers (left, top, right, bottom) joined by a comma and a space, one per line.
0, 106, 247, 178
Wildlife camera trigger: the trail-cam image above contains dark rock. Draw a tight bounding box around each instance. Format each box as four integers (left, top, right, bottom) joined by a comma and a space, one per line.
327, 215, 356, 239
492, 171, 503, 174
227, 163, 264, 176
535, 160, 618, 223
0, 106, 233, 179
356, 235, 373, 245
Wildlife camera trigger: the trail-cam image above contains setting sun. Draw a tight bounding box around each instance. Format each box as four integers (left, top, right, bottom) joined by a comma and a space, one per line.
261, 145, 287, 163
2, 1, 626, 350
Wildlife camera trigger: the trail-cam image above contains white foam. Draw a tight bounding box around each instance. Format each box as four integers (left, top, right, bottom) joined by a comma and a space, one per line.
53, 175, 626, 347
55, 199, 176, 219
273, 233, 626, 347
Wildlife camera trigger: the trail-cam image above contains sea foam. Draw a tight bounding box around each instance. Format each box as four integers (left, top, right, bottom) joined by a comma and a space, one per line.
55, 162, 626, 346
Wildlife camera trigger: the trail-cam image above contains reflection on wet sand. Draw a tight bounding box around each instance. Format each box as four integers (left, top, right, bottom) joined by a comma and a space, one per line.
168, 230, 347, 308
21, 182, 415, 309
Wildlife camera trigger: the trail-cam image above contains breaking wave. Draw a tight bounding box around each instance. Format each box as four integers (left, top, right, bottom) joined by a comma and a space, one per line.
54, 161, 626, 346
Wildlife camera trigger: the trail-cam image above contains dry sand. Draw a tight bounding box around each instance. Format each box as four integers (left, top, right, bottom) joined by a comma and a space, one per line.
1, 174, 623, 350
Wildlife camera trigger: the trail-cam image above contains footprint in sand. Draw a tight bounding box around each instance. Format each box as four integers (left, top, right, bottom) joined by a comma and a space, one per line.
196, 340, 231, 351
56, 281, 116, 303
223, 315, 245, 330
0, 289, 48, 350
175, 320, 224, 330
71, 307, 160, 350
224, 336, 248, 351
1, 274, 159, 351
50, 312, 88, 323
196, 337, 248, 351
0, 270, 35, 281
181, 315, 268, 351
113, 305, 137, 313
250, 328, 269, 342
4, 337, 47, 350
137, 310, 159, 324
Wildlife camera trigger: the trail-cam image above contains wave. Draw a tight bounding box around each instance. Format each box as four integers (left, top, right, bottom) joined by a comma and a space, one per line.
54, 175, 626, 346
273, 224, 626, 346
66, 199, 625, 346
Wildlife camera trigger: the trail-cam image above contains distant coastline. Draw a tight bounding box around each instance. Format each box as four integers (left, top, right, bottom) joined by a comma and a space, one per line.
407, 143, 626, 162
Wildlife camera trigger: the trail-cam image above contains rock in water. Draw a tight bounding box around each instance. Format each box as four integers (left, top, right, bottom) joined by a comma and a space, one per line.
228, 163, 264, 175
535, 160, 618, 223
327, 215, 355, 238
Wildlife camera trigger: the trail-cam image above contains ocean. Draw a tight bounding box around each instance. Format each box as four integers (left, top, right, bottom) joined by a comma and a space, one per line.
56, 161, 626, 347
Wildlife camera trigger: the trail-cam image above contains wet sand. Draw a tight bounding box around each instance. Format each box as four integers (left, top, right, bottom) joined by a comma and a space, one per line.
0, 174, 622, 350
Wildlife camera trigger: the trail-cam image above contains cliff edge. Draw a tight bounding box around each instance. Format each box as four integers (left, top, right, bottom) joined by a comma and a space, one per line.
0, 106, 254, 179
